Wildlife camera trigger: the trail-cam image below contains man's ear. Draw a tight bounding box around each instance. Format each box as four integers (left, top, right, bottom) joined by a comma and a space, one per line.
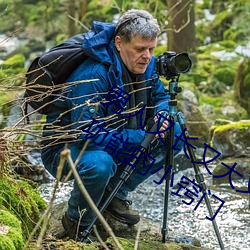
115, 36, 122, 51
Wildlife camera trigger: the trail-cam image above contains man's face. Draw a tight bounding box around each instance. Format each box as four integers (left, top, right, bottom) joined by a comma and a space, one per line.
115, 35, 157, 74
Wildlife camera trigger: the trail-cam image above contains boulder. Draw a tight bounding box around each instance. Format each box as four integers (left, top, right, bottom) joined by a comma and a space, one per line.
213, 157, 250, 185
42, 201, 212, 250
210, 120, 250, 158
179, 100, 211, 147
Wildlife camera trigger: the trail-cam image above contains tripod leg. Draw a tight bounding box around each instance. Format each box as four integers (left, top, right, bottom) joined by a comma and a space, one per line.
162, 167, 171, 243
177, 112, 225, 250
162, 115, 175, 243
82, 115, 167, 240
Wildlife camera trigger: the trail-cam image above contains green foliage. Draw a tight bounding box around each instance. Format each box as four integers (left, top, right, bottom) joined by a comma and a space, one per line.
199, 90, 248, 121
0, 54, 26, 85
1, 54, 25, 69
154, 44, 167, 57
213, 67, 235, 86
196, 0, 250, 47
234, 57, 250, 116
199, 95, 224, 107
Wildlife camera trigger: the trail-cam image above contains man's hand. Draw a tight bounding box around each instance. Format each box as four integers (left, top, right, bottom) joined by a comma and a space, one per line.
153, 112, 170, 139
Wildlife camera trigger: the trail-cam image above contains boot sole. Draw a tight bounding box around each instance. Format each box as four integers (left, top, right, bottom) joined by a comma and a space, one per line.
105, 210, 140, 225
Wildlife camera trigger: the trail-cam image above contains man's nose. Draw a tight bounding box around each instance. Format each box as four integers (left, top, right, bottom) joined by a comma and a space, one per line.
142, 49, 151, 59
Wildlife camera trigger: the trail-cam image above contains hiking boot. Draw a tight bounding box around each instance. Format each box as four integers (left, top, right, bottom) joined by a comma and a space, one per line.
105, 196, 140, 225
61, 213, 97, 243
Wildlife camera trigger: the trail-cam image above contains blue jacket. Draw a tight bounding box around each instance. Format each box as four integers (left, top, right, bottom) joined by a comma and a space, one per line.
44, 21, 170, 150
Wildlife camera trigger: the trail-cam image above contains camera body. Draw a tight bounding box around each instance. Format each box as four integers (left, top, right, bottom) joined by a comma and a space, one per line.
156, 51, 192, 79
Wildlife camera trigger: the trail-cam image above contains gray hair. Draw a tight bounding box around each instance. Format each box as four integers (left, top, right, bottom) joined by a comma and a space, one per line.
115, 9, 160, 43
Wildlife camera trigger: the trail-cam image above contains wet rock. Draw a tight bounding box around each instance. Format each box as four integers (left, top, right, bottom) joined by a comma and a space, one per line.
210, 120, 250, 158
213, 157, 250, 184
179, 100, 211, 147
45, 201, 211, 250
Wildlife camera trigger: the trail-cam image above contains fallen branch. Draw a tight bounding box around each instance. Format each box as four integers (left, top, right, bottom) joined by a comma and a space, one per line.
62, 148, 124, 250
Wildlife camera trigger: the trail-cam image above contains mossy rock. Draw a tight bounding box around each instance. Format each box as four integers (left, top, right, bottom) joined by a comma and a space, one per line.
0, 209, 24, 250
214, 119, 233, 126
0, 174, 47, 239
43, 202, 211, 250
29, 237, 210, 250
199, 92, 248, 122
106, 237, 210, 250
210, 120, 250, 158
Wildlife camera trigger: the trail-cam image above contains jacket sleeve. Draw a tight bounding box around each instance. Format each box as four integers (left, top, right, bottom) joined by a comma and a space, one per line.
65, 60, 145, 150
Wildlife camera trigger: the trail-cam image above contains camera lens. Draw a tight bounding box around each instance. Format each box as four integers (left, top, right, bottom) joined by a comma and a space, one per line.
174, 53, 192, 73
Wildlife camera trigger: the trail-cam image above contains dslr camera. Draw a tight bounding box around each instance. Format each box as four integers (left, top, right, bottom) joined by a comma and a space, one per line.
156, 51, 192, 79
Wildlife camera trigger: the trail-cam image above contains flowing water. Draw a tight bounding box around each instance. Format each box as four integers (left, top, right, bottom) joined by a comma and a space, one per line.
38, 165, 250, 250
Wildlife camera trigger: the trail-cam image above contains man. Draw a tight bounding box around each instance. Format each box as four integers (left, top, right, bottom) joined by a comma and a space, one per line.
41, 9, 184, 241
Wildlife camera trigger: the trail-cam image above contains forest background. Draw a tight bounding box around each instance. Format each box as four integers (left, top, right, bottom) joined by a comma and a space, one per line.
0, 0, 250, 124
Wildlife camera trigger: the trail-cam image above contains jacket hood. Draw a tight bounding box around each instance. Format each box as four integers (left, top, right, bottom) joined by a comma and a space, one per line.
82, 21, 116, 65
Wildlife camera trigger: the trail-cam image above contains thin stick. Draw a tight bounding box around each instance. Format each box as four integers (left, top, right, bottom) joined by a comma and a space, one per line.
62, 148, 124, 250
93, 225, 109, 250
22, 155, 65, 249
134, 220, 142, 250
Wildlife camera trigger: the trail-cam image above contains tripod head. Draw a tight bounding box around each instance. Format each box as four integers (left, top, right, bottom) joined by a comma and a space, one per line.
156, 51, 192, 100
168, 76, 182, 99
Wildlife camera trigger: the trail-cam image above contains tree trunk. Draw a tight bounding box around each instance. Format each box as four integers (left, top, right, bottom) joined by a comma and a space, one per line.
167, 0, 196, 63
67, 0, 77, 36
78, 0, 88, 20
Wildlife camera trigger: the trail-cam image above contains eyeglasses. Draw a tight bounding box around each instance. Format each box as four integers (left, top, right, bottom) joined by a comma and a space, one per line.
115, 17, 139, 35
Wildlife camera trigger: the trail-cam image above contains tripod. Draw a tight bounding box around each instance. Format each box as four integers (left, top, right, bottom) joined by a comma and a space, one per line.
81, 109, 168, 241
161, 76, 225, 249
82, 77, 225, 250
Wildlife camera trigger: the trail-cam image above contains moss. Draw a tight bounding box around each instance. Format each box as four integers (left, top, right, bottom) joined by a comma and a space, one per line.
213, 67, 235, 86
0, 209, 24, 249
7, 228, 24, 249
0, 54, 26, 87
0, 235, 16, 250
1, 54, 25, 69
199, 95, 224, 107
235, 57, 250, 116
0, 54, 26, 80
0, 209, 21, 229
217, 40, 237, 51
210, 120, 250, 149
213, 120, 250, 133
0, 174, 47, 239
105, 237, 208, 250
0, 91, 17, 109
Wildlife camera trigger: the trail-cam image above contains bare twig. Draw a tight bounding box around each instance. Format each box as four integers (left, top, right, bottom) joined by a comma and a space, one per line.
93, 225, 110, 250
61, 148, 124, 250
68, 14, 90, 31
22, 153, 65, 249
134, 220, 142, 250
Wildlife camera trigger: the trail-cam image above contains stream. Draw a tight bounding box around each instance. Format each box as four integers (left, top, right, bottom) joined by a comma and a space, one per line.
38, 160, 250, 250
